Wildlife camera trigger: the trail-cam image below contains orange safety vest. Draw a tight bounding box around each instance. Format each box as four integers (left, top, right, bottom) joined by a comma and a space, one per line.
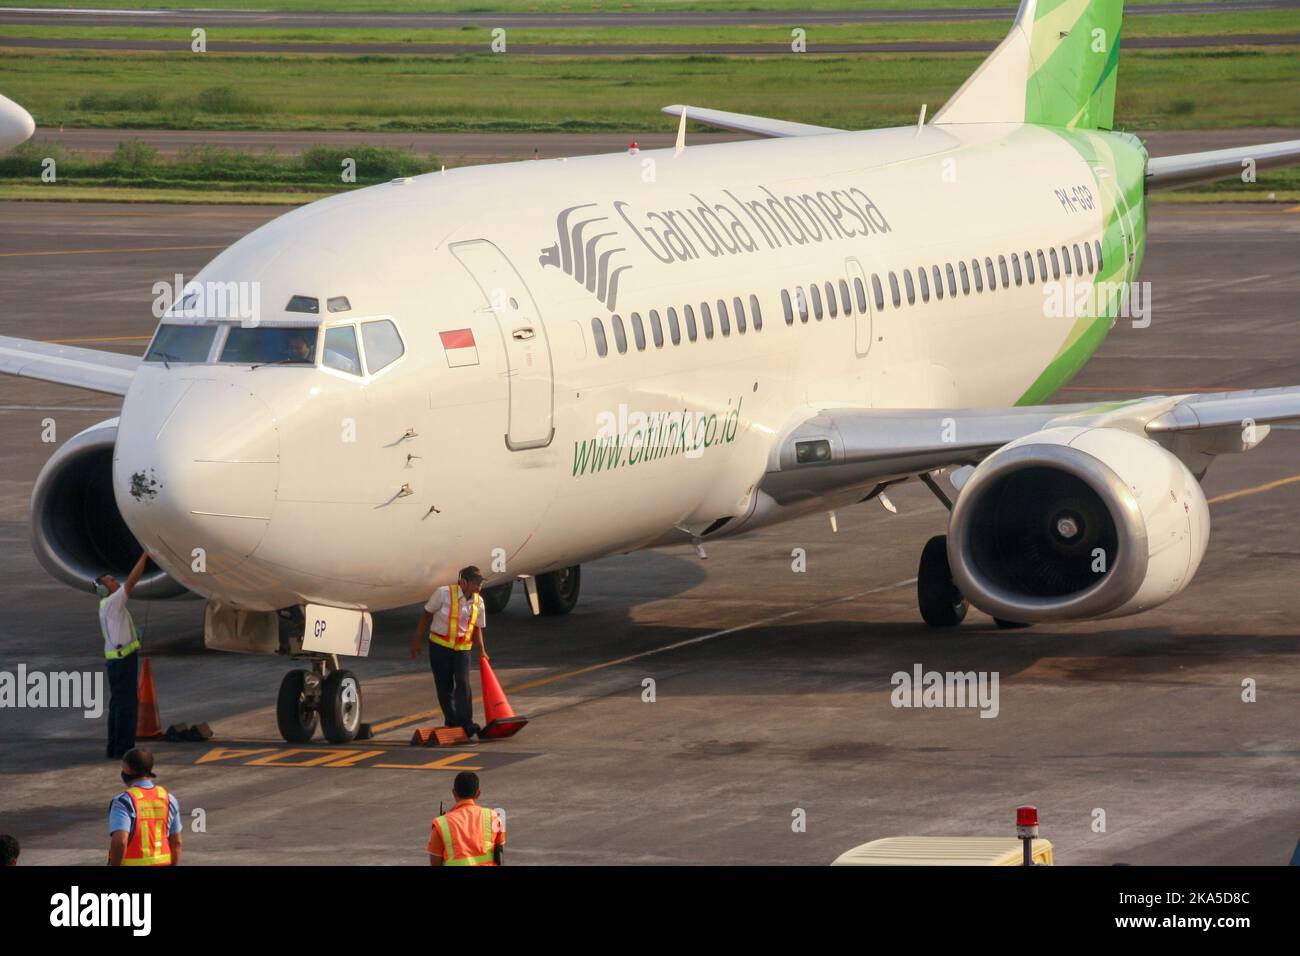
429, 584, 480, 651
123, 784, 172, 866
434, 804, 497, 866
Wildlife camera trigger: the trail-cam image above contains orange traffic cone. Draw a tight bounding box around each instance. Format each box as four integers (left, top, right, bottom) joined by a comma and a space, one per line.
136, 657, 163, 739
478, 656, 527, 740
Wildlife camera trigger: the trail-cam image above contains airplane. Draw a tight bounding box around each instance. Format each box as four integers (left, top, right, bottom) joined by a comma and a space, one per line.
2, 0, 1299, 745
0, 92, 35, 150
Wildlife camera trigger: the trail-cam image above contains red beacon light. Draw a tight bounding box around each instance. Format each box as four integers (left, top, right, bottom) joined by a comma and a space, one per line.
628, 141, 639, 154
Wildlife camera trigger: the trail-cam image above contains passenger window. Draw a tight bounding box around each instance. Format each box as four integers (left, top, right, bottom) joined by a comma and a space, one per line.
749, 294, 763, 331
1084, 242, 1094, 274
998, 255, 1009, 288
1024, 251, 1035, 284
888, 272, 901, 308
838, 280, 851, 314
649, 309, 664, 348
667, 307, 681, 345
917, 266, 930, 303
701, 302, 715, 339
1011, 254, 1023, 286
872, 275, 885, 311
853, 277, 867, 312
1073, 244, 1083, 275
1060, 246, 1071, 276
931, 265, 943, 301
323, 325, 362, 376
983, 257, 996, 291
591, 317, 608, 357
971, 259, 984, 293
945, 263, 957, 297
795, 287, 809, 323
1049, 248, 1061, 280
717, 299, 731, 336
782, 289, 794, 325
824, 282, 837, 318
684, 304, 698, 342
903, 270, 916, 305
612, 314, 628, 354
631, 312, 647, 350
361, 319, 404, 373
810, 283, 823, 320
958, 261, 970, 295
733, 296, 747, 333
1036, 249, 1048, 280
1095, 240, 1103, 270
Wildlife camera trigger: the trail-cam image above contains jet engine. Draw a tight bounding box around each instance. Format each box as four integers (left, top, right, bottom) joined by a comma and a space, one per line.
30, 418, 186, 599
947, 426, 1209, 623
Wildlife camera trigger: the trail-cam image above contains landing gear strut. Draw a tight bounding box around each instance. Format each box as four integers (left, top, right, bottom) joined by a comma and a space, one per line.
917, 535, 967, 627
275, 655, 363, 744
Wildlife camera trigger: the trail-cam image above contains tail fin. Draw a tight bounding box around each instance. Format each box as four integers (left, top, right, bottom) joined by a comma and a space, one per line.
932, 0, 1123, 130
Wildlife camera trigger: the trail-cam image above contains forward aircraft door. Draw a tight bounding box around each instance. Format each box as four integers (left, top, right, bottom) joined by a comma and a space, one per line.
846, 257, 872, 357
451, 239, 555, 450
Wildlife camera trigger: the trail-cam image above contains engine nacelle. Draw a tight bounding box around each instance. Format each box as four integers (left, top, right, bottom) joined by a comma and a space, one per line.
947, 426, 1209, 622
31, 418, 187, 599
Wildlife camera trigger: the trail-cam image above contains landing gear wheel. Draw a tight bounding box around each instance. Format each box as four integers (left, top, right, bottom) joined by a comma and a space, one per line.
537, 565, 581, 616
917, 535, 967, 627
482, 581, 514, 615
320, 669, 362, 744
995, 618, 1032, 629
276, 669, 318, 743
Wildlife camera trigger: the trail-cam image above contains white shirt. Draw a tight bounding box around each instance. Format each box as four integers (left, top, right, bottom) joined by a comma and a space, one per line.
424, 585, 486, 641
99, 587, 138, 654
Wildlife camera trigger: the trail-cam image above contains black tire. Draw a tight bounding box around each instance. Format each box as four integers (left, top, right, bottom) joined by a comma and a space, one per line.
276, 669, 318, 744
482, 581, 513, 615
537, 565, 581, 616
320, 669, 363, 744
917, 535, 967, 627
995, 618, 1032, 630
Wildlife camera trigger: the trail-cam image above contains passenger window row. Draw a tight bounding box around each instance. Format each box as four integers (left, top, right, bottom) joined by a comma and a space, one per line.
781, 276, 866, 325
868, 239, 1103, 312
591, 294, 764, 357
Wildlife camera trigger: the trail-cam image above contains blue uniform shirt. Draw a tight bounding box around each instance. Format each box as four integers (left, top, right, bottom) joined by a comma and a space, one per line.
108, 778, 182, 837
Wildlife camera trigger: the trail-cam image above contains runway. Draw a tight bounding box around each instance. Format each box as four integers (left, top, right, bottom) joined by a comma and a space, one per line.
0, 200, 1297, 865
0, 1, 1294, 29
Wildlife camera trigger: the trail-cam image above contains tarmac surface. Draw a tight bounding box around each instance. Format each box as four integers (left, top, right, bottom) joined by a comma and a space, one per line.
0, 1, 1293, 28
0, 198, 1298, 865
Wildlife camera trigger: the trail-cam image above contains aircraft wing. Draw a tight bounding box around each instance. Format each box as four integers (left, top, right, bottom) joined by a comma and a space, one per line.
0, 335, 140, 396
661, 104, 843, 139
760, 389, 1300, 504
1146, 139, 1300, 192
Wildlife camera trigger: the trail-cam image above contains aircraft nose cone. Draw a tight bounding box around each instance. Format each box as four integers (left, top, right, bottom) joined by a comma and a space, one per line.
116, 379, 279, 578
0, 94, 35, 150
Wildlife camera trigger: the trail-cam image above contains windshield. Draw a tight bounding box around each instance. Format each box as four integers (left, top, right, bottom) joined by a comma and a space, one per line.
220, 326, 318, 365
144, 324, 217, 363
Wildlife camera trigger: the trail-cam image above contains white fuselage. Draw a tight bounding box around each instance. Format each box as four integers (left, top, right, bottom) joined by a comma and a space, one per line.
114, 122, 1125, 612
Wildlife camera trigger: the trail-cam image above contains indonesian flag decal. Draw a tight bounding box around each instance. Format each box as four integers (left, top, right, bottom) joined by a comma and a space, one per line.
439, 328, 479, 368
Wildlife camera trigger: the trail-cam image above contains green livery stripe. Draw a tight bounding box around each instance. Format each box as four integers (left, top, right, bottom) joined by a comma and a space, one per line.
1024, 0, 1124, 130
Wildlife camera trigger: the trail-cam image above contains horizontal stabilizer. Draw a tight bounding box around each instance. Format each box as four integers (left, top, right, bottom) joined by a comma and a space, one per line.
1146, 139, 1300, 191
0, 336, 139, 396
660, 104, 843, 139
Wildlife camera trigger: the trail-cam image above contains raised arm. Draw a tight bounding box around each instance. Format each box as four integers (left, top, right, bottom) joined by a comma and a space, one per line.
122, 551, 150, 598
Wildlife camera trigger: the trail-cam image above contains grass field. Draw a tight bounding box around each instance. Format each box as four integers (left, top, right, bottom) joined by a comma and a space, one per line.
0, 0, 1227, 12
2, 47, 1297, 133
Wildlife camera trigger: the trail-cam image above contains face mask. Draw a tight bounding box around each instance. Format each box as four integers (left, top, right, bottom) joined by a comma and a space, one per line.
96, 583, 110, 599
121, 771, 134, 785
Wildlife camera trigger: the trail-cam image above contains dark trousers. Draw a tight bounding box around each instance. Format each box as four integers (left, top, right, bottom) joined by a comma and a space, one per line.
105, 652, 139, 758
427, 643, 476, 734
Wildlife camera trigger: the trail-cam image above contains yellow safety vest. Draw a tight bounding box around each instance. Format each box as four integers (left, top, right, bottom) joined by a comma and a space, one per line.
429, 585, 480, 651
101, 596, 141, 660
435, 807, 496, 866
122, 784, 172, 866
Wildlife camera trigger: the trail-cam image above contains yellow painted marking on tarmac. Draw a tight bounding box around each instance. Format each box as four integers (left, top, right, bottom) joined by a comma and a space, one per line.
371, 578, 917, 734
195, 746, 275, 764
1208, 473, 1300, 505
322, 749, 387, 767
373, 752, 484, 771
47, 335, 151, 344
1285, 205, 1300, 213
245, 747, 356, 767
0, 243, 224, 258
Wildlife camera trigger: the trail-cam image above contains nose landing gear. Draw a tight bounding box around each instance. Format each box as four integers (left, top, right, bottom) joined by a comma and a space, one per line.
275, 655, 363, 744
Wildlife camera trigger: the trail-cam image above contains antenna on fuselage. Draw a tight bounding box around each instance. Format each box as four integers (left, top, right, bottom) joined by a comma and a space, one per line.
915, 103, 927, 137
674, 107, 688, 158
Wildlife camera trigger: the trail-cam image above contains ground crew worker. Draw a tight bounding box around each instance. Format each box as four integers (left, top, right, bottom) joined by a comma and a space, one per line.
410, 566, 488, 737
427, 771, 504, 866
96, 551, 150, 759
108, 749, 182, 867
1, 834, 17, 866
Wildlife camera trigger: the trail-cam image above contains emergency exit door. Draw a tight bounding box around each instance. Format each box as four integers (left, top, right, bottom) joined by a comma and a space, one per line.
450, 239, 555, 450
846, 257, 872, 356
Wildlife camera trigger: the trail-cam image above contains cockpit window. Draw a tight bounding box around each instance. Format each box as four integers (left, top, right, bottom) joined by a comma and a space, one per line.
286, 295, 320, 314
145, 324, 216, 364
220, 326, 318, 365
322, 325, 362, 376
361, 319, 404, 373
